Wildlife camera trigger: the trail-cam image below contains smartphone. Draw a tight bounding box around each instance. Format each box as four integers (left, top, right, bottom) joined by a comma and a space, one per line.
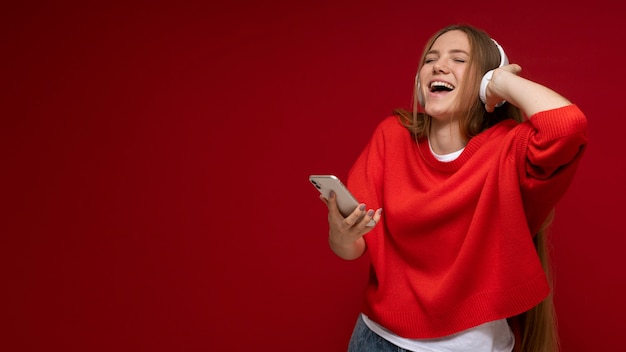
309, 174, 375, 226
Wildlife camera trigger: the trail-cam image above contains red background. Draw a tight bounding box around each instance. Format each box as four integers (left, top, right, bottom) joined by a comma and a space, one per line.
3, 1, 624, 351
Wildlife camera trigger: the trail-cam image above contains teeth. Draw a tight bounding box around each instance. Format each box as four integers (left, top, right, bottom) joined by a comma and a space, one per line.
429, 81, 454, 90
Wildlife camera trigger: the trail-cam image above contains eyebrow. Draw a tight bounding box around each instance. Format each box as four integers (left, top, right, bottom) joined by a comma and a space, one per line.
426, 49, 470, 56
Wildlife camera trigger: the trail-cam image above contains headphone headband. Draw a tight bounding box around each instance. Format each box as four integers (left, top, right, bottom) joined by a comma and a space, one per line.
491, 39, 509, 68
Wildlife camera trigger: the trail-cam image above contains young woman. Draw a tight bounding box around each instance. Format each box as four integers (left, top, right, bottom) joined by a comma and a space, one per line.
320, 24, 588, 352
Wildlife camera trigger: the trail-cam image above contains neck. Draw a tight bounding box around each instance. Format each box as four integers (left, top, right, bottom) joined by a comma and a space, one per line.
429, 120, 467, 154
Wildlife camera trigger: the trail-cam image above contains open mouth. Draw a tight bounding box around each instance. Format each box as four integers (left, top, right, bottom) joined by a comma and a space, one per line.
429, 81, 455, 93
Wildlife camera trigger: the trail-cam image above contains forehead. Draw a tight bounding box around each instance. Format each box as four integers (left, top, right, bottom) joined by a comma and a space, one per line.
430, 30, 470, 53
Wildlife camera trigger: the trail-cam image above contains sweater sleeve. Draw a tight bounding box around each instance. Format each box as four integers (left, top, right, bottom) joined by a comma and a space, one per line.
346, 117, 393, 222
516, 104, 588, 233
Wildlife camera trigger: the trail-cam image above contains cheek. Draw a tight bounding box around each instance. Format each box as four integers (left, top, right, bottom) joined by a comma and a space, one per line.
454, 71, 473, 94
454, 67, 467, 80
418, 65, 429, 79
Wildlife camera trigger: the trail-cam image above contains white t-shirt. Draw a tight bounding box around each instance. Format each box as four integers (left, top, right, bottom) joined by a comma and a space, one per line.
362, 314, 514, 352
428, 138, 464, 162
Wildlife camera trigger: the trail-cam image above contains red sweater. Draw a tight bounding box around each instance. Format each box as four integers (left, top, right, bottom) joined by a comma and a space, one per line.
347, 104, 588, 338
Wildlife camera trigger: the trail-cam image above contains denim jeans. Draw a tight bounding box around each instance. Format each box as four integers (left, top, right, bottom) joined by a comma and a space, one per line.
348, 315, 410, 352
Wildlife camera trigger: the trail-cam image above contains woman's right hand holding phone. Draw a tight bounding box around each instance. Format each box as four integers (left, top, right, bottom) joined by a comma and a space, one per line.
320, 191, 382, 260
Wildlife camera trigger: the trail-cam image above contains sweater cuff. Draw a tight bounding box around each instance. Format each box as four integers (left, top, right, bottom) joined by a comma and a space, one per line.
529, 104, 588, 141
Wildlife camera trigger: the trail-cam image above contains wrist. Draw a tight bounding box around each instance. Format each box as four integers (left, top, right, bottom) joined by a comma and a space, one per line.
328, 235, 366, 260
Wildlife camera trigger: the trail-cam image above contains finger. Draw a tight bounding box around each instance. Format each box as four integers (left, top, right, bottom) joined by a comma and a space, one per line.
343, 203, 366, 227
364, 208, 383, 227
319, 194, 329, 206
502, 63, 522, 74
365, 209, 376, 227
373, 208, 383, 224
326, 191, 338, 211
326, 191, 350, 224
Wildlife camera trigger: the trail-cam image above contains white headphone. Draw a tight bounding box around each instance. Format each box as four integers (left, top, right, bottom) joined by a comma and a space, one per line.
479, 39, 508, 107
416, 38, 508, 107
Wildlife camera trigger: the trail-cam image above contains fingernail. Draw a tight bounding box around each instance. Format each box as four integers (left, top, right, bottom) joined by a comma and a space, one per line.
359, 204, 366, 211
367, 210, 374, 217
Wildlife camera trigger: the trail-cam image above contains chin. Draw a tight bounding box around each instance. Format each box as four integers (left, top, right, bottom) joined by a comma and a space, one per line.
425, 106, 452, 118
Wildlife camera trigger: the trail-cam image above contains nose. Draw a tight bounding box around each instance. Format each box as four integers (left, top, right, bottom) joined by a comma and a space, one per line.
433, 62, 448, 73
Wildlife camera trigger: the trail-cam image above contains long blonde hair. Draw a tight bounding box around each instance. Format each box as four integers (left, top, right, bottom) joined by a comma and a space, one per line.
396, 24, 560, 352
517, 209, 560, 352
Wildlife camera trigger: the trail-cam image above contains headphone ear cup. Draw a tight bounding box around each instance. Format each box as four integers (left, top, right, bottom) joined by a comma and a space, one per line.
417, 80, 425, 106
480, 39, 509, 106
